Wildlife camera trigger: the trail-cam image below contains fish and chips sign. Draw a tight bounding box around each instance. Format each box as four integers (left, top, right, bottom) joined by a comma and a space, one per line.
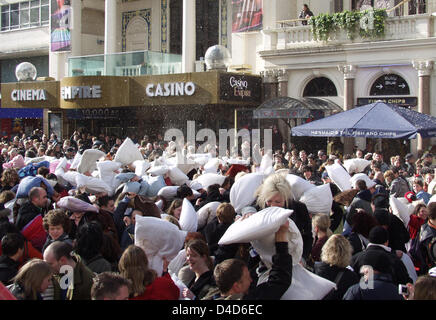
308, 129, 399, 138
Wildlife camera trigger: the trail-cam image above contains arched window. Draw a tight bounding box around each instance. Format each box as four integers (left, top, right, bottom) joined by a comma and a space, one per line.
370, 74, 410, 96
303, 77, 338, 97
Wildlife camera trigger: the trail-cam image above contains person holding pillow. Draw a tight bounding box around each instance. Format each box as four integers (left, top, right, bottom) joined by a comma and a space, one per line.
255, 173, 313, 261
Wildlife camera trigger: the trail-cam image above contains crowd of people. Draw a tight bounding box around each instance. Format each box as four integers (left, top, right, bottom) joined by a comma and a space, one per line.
0, 128, 435, 301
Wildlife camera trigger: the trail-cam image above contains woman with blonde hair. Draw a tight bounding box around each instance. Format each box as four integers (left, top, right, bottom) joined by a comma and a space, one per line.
7, 259, 53, 300
309, 214, 333, 265
118, 245, 179, 300
255, 173, 313, 260
167, 198, 183, 220
314, 234, 360, 300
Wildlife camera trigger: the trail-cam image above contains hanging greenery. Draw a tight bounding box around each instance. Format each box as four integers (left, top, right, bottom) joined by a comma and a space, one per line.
308, 9, 387, 42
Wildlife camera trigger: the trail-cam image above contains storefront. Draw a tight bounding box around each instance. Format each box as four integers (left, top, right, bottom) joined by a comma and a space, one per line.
1, 71, 262, 140
0, 80, 60, 138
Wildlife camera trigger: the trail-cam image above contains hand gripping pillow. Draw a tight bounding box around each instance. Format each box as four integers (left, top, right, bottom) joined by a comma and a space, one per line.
257, 263, 336, 300
168, 166, 189, 186
194, 173, 226, 189
299, 183, 333, 215
350, 173, 376, 189
197, 201, 221, 230
285, 174, 314, 201
230, 172, 265, 214
75, 174, 113, 196
325, 163, 352, 192
77, 149, 105, 174
179, 198, 198, 232
389, 195, 415, 227
343, 158, 371, 174
249, 211, 303, 268
135, 215, 188, 276
57, 196, 99, 213
218, 206, 293, 245
114, 137, 144, 165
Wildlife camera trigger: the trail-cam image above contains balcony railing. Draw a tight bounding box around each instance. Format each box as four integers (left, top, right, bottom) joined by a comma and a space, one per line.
68, 50, 182, 77
264, 14, 435, 51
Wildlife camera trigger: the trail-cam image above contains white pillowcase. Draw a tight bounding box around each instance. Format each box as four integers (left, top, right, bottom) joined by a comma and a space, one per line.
343, 158, 371, 174
299, 183, 333, 215
218, 206, 293, 245
70, 152, 82, 170
157, 186, 179, 200
389, 195, 415, 227
350, 173, 376, 189
135, 215, 187, 275
194, 173, 226, 189
197, 201, 221, 230
148, 165, 170, 176
168, 166, 189, 185
76, 173, 113, 196
325, 163, 352, 191
203, 158, 220, 174
133, 160, 151, 177
77, 149, 105, 174
285, 174, 314, 201
57, 196, 99, 213
114, 137, 144, 165
97, 160, 122, 191
179, 198, 198, 232
230, 172, 264, 214
257, 264, 336, 300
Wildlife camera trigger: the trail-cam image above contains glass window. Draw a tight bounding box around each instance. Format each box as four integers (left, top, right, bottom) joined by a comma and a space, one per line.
10, 10, 19, 29
41, 0, 49, 4
31, 0, 40, 8
1, 11, 9, 31
30, 7, 39, 25
20, 2, 29, 9
20, 9, 30, 27
10, 3, 19, 11
1, 5, 10, 13
41, 5, 49, 23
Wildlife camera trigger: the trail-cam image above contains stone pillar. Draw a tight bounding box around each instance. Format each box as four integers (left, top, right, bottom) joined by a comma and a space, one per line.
338, 64, 357, 156
105, 0, 117, 55
413, 60, 434, 152
277, 69, 290, 146
71, 0, 82, 57
182, 0, 196, 73
261, 69, 278, 100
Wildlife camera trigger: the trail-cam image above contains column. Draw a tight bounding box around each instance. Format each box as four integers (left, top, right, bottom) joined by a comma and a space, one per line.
338, 64, 357, 156
104, 0, 118, 75
182, 0, 196, 73
413, 60, 434, 152
277, 69, 290, 146
71, 0, 82, 57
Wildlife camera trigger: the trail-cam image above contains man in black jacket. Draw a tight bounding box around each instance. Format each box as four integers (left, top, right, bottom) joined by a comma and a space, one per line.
351, 226, 412, 286
287, 199, 313, 260
15, 187, 48, 231
204, 221, 292, 300
0, 233, 24, 285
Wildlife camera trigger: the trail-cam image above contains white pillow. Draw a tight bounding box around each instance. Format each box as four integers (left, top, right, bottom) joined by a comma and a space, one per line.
24, 156, 47, 165
429, 194, 436, 205
148, 165, 169, 176
179, 198, 198, 232
389, 195, 415, 227
230, 172, 264, 214
259, 153, 273, 175
168, 166, 189, 185
114, 137, 144, 165
62, 171, 79, 187
187, 180, 203, 191
285, 174, 314, 201
97, 160, 122, 191
157, 186, 179, 199
257, 264, 336, 300
350, 173, 376, 189
76, 174, 113, 196
226, 158, 250, 166
197, 201, 221, 230
135, 215, 187, 275
343, 158, 371, 174
57, 196, 99, 213
299, 183, 333, 215
428, 180, 436, 196
168, 249, 187, 278
133, 160, 151, 177
70, 152, 82, 170
325, 163, 352, 191
203, 158, 220, 174
54, 157, 69, 186
194, 173, 226, 189
77, 149, 105, 174
218, 206, 293, 245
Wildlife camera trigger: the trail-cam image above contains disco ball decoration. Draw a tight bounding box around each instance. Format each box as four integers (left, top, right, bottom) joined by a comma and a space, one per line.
15, 62, 37, 81
204, 45, 232, 71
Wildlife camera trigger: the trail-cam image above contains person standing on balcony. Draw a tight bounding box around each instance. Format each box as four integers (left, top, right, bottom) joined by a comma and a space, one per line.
298, 4, 314, 25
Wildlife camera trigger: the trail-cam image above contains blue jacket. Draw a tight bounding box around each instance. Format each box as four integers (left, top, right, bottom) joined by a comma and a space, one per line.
342, 273, 403, 300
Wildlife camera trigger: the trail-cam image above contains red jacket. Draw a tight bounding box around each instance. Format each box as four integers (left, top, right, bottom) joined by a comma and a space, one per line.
130, 272, 179, 300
